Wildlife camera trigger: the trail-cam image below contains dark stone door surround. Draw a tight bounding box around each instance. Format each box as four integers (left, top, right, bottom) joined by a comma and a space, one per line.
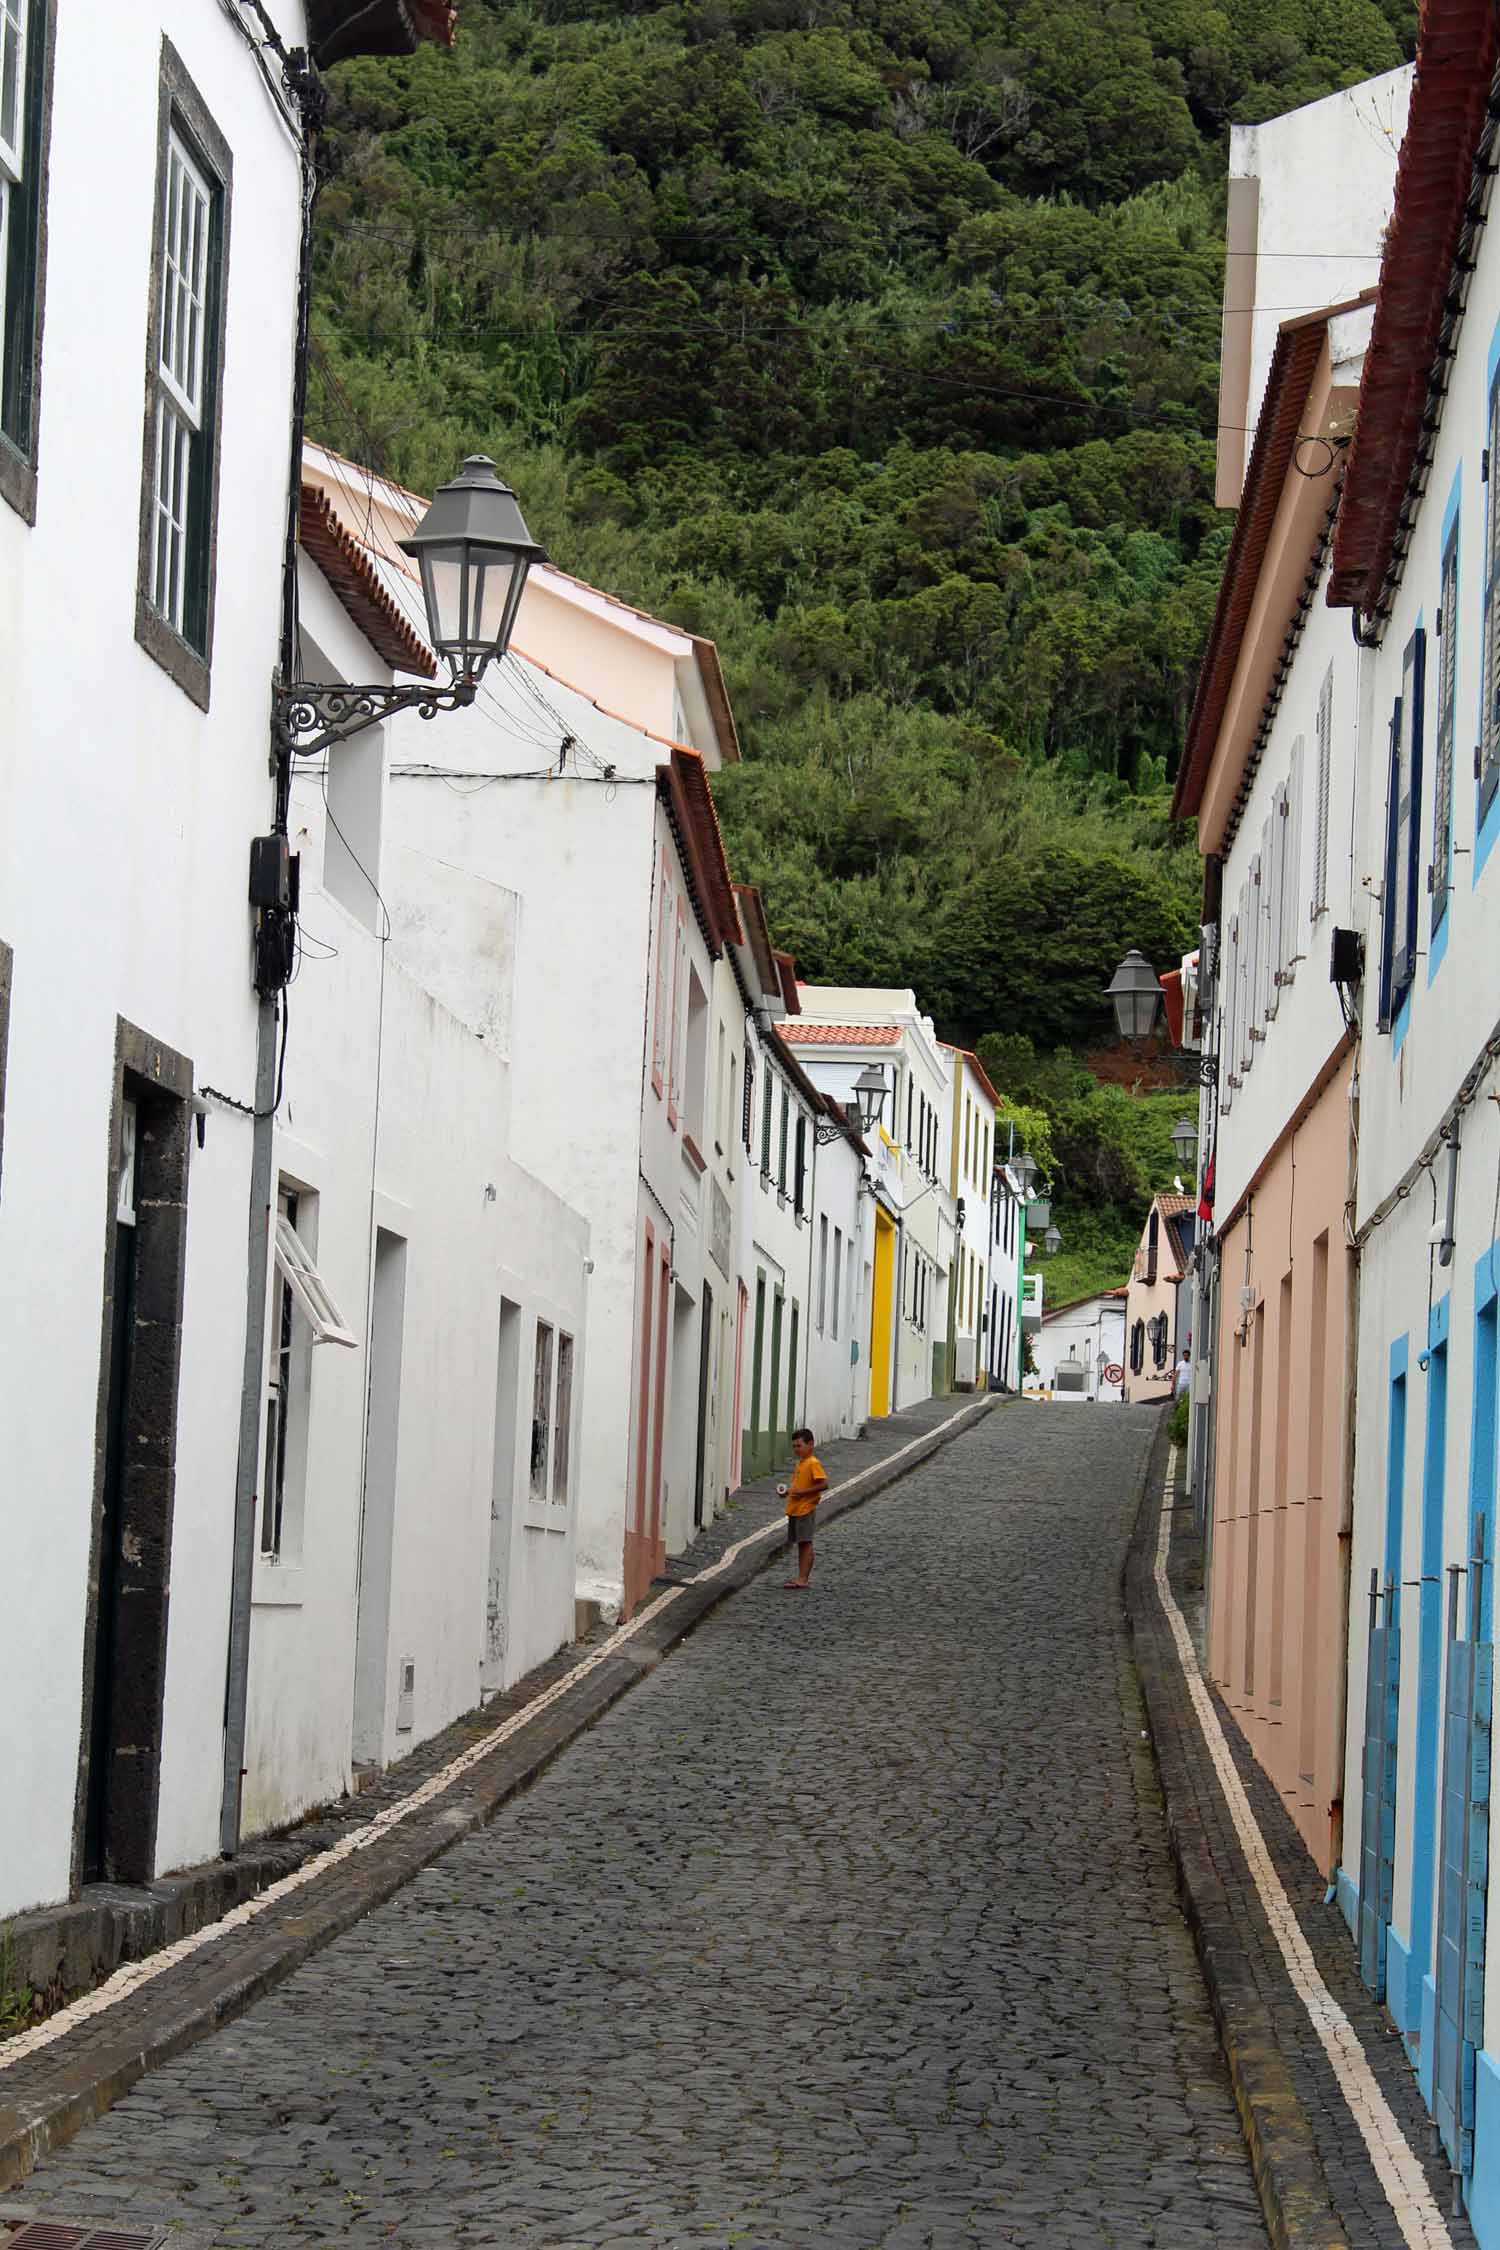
71, 1019, 193, 1892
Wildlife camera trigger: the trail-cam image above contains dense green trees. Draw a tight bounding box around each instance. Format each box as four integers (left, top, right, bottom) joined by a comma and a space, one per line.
311, 0, 1409, 1283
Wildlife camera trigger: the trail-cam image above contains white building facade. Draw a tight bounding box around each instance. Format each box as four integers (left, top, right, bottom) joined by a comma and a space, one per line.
0, 0, 459, 1920
1323, 15, 1500, 2225
787, 990, 958, 1420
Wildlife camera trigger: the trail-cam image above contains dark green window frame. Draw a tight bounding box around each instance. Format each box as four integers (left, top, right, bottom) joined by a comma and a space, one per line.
0, 0, 56, 522
134, 41, 232, 710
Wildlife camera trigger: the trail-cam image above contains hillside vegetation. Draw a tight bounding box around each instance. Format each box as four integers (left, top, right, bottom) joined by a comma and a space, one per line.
310, 0, 1410, 1285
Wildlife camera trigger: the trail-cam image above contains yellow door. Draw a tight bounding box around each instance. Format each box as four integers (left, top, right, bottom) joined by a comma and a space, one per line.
869, 1208, 895, 1419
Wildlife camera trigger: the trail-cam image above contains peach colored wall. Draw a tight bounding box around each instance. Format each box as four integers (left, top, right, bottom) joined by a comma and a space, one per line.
1207, 1051, 1353, 1874
1123, 1261, 1180, 1404
511, 580, 678, 742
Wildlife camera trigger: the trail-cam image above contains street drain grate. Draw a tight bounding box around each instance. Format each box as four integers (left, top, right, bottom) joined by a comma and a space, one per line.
5, 2226, 170, 2248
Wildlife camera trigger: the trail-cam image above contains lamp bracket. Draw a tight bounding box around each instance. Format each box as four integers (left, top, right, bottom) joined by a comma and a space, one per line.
273, 674, 478, 760
814, 1116, 848, 1145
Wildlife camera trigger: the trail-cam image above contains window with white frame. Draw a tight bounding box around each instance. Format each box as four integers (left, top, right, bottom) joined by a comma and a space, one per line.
531, 1321, 554, 1502
651, 859, 670, 1095
1432, 523, 1458, 933
262, 1188, 355, 1562
145, 121, 223, 660
552, 1333, 574, 1505
0, 0, 55, 517
1279, 741, 1302, 984
1245, 855, 1263, 1064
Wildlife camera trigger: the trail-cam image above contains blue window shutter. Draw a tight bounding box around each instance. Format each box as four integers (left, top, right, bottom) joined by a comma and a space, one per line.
1379, 696, 1403, 1032
1403, 628, 1426, 995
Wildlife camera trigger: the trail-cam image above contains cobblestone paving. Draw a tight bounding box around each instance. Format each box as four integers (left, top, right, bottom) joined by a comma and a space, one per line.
19, 1405, 1269, 2248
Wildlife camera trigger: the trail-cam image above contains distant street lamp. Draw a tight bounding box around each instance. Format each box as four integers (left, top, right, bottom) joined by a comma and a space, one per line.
1042, 1222, 1062, 1256
1171, 1116, 1199, 1167
1105, 948, 1164, 1044
1013, 1149, 1038, 1196
853, 1064, 890, 1133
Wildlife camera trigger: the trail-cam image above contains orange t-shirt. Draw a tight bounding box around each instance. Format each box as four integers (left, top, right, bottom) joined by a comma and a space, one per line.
786, 1454, 828, 1517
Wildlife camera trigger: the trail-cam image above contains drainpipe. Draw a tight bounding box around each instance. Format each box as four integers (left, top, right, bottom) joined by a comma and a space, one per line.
1328, 1060, 1362, 1883
221, 58, 322, 1857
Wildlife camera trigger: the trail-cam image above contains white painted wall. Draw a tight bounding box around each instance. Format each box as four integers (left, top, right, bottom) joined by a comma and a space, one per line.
987, 1168, 1026, 1393
0, 1, 306, 1915
1335, 161, 1500, 2107
234, 557, 589, 1837
1213, 314, 1372, 1222
1220, 68, 1410, 496
947, 1052, 995, 1387
1035, 1298, 1127, 1403
793, 991, 958, 1412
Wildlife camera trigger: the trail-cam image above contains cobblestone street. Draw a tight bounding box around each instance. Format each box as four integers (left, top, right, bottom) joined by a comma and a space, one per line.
17, 1406, 1269, 2248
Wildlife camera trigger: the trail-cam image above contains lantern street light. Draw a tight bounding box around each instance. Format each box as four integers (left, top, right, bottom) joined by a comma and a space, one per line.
273, 456, 547, 759
1042, 1222, 1062, 1256
1013, 1148, 1038, 1196
1105, 947, 1165, 1044
853, 1063, 890, 1133
1171, 1116, 1199, 1167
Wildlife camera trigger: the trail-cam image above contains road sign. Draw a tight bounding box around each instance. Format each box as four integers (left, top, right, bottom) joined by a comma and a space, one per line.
1102, 1362, 1124, 1386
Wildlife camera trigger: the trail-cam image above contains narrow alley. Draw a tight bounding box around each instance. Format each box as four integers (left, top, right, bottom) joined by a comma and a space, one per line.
12, 1407, 1267, 2249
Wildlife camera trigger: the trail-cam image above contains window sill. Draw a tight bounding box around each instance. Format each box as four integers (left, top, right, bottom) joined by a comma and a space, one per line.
252, 1562, 305, 1608
135, 590, 212, 712
523, 1505, 569, 1534
683, 1133, 708, 1176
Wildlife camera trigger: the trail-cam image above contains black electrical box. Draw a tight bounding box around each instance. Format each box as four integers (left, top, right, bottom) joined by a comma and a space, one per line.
1329, 926, 1364, 989
249, 834, 292, 911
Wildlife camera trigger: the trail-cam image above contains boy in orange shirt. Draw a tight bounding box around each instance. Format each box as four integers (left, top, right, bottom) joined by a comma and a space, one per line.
778, 1427, 828, 1590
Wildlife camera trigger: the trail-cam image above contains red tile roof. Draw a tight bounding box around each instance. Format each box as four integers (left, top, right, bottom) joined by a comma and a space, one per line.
1329, 1, 1500, 615
307, 0, 456, 65
299, 483, 436, 680
780, 1022, 903, 1047
659, 749, 741, 956
1173, 306, 1347, 821
940, 1043, 1003, 1110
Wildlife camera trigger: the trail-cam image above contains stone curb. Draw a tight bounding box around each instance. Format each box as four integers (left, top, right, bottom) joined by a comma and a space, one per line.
1123, 1415, 1351, 2250
0, 1393, 998, 2195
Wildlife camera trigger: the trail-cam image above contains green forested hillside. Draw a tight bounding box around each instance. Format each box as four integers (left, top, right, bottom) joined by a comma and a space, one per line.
310, 0, 1409, 1275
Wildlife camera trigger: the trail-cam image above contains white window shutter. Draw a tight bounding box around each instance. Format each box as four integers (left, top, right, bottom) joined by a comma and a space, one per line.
1312, 673, 1332, 919
1283, 743, 1302, 981
275, 1213, 359, 1348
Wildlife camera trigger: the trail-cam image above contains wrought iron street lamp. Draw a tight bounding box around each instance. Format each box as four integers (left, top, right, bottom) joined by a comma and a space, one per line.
1105, 947, 1164, 1044
1042, 1222, 1062, 1256
273, 456, 546, 759
1171, 1116, 1199, 1167
853, 1063, 889, 1133
1013, 1148, 1038, 1196
816, 1060, 891, 1146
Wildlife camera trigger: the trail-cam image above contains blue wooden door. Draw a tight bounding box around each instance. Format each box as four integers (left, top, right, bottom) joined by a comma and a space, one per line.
1434, 1529, 1491, 2183
1361, 1574, 1401, 1999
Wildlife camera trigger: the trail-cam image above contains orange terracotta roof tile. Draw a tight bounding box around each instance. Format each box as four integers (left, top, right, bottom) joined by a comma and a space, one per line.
781, 1022, 903, 1047
299, 483, 435, 680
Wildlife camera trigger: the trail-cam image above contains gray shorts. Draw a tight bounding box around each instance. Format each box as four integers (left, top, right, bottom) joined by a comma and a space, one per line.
786, 1508, 817, 1546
